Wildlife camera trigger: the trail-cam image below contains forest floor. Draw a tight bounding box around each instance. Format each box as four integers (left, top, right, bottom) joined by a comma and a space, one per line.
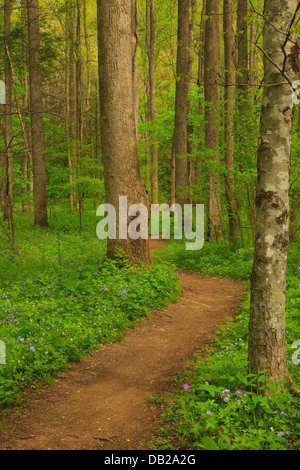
0, 239, 244, 450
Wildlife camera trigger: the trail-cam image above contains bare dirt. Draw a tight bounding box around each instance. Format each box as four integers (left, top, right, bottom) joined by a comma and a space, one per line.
0, 240, 244, 450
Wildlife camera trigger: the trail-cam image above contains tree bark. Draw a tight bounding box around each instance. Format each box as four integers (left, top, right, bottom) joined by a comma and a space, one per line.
3, 0, 13, 225
174, 0, 190, 207
248, 0, 300, 389
131, 0, 139, 139
27, 0, 48, 227
204, 0, 222, 239
187, 0, 197, 204
195, 0, 206, 198
223, 0, 240, 244
147, 0, 159, 204
97, 0, 150, 265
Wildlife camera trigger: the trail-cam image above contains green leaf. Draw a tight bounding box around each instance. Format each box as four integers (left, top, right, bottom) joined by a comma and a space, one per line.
201, 436, 219, 450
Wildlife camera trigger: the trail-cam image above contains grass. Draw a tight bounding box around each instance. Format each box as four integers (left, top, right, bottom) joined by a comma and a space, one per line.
150, 238, 300, 450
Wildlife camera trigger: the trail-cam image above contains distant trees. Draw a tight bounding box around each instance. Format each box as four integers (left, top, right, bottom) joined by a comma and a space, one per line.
0, 0, 299, 267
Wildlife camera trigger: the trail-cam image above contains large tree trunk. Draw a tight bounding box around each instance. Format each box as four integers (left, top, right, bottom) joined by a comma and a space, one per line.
97, 0, 150, 265
204, 0, 222, 239
27, 0, 48, 227
223, 0, 240, 244
248, 0, 300, 390
174, 0, 190, 207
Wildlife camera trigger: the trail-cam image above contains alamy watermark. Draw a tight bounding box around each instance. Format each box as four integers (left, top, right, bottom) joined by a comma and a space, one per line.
96, 196, 204, 251
0, 341, 6, 365
292, 340, 300, 365
292, 81, 300, 104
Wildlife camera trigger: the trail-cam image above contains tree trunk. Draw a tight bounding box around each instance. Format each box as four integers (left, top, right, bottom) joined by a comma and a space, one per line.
248, 0, 300, 390
187, 0, 197, 204
27, 0, 48, 227
67, 0, 77, 209
236, 0, 249, 170
236, 0, 248, 95
4, 0, 13, 225
147, 0, 159, 204
204, 0, 222, 239
131, 0, 139, 139
174, 0, 190, 207
76, 0, 82, 211
97, 0, 150, 265
195, 0, 206, 199
223, 0, 240, 244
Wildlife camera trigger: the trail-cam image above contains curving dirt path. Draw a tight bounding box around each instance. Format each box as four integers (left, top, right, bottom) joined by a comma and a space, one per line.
0, 240, 244, 450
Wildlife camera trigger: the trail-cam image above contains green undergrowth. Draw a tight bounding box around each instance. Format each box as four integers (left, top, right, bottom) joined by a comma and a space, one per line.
0, 206, 181, 416
151, 239, 300, 450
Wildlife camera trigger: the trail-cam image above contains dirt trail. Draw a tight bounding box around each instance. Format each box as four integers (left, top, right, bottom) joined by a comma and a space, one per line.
0, 240, 244, 450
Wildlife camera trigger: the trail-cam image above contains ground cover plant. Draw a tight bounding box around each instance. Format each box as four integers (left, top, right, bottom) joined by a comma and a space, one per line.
0, 203, 181, 415
151, 239, 300, 450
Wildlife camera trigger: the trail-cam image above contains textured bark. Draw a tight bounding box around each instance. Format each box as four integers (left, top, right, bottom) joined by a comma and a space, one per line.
236, 0, 248, 94
4, 0, 13, 224
174, 0, 190, 206
131, 0, 139, 139
67, 0, 77, 209
223, 0, 240, 244
27, 0, 48, 227
204, 0, 222, 238
248, 0, 300, 389
76, 0, 82, 211
146, 0, 159, 204
195, 0, 206, 196
187, 0, 197, 203
97, 0, 150, 265
236, 0, 249, 171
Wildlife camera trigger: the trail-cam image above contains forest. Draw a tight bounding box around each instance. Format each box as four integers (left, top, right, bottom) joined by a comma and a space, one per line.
0, 0, 299, 452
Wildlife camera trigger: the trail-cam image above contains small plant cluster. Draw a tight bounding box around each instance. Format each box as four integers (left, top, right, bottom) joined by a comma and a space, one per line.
152, 240, 300, 450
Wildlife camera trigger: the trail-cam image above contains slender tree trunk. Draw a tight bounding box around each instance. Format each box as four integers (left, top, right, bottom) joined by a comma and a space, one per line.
236, 0, 249, 168
204, 0, 222, 239
248, 0, 300, 390
187, 0, 197, 204
131, 0, 139, 139
76, 0, 82, 211
174, 0, 190, 207
236, 0, 248, 94
195, 0, 206, 198
223, 0, 240, 244
97, 0, 150, 265
27, 0, 48, 227
4, 0, 13, 225
249, 18, 257, 111
147, 0, 159, 204
67, 0, 77, 209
